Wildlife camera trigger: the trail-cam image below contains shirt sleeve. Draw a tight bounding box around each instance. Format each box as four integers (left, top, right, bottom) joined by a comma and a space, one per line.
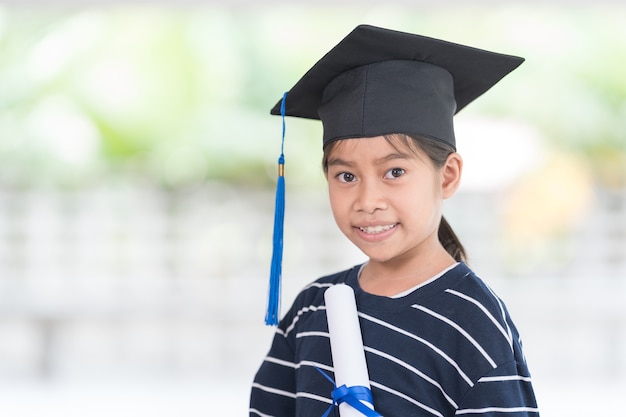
249, 324, 298, 416
456, 360, 540, 416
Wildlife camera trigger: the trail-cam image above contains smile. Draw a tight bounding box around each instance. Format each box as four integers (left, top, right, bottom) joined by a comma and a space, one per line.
357, 224, 397, 234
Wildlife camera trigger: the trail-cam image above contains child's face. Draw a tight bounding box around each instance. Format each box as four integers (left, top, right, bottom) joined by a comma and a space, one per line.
325, 135, 460, 265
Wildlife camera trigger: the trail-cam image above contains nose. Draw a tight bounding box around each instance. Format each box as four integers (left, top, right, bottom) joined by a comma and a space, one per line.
353, 179, 388, 214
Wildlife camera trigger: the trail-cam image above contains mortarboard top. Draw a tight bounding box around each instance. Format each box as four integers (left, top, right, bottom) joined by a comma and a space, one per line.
270, 24, 524, 150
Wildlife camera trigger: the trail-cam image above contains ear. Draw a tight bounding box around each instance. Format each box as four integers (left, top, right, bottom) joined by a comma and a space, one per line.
441, 152, 463, 199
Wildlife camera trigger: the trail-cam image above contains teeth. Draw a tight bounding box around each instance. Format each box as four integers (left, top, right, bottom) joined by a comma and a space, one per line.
358, 224, 396, 234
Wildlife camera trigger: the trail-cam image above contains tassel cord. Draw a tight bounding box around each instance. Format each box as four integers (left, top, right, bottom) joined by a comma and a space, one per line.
266, 92, 288, 326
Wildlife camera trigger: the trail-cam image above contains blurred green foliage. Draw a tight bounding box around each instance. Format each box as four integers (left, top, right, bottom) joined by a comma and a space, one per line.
0, 5, 624, 189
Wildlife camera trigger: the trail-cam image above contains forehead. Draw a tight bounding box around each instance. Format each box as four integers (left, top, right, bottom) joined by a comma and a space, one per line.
326, 135, 423, 159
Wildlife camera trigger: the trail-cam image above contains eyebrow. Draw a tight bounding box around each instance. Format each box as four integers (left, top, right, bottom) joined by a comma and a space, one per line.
326, 157, 354, 168
327, 152, 411, 168
373, 152, 412, 165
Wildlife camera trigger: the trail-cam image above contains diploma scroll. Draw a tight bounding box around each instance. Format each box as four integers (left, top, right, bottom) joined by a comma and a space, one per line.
324, 284, 377, 417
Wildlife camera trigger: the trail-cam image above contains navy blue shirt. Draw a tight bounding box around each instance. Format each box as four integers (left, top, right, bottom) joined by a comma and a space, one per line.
250, 263, 539, 416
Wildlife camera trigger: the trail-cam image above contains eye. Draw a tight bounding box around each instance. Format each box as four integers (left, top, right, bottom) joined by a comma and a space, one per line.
384, 167, 405, 179
336, 172, 356, 183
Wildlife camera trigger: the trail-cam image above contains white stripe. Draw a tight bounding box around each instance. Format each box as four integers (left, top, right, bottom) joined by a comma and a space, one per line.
359, 312, 473, 387
251, 382, 332, 406
371, 381, 444, 417
304, 282, 335, 290
283, 304, 326, 337
445, 289, 514, 351
485, 284, 514, 345
296, 331, 329, 338
365, 346, 458, 409
265, 356, 333, 374
264, 356, 297, 368
297, 391, 333, 404
412, 304, 497, 368
249, 408, 273, 417
299, 360, 333, 373
456, 406, 540, 415
478, 375, 533, 383
251, 382, 297, 399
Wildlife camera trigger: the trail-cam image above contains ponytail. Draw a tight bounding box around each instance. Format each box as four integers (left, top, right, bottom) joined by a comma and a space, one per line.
438, 216, 466, 262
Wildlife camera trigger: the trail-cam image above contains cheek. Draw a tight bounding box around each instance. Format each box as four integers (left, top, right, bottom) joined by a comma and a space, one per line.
327, 186, 352, 226
393, 184, 440, 215
328, 185, 346, 211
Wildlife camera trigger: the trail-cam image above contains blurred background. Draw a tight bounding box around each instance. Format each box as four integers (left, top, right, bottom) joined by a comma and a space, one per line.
0, 1, 625, 416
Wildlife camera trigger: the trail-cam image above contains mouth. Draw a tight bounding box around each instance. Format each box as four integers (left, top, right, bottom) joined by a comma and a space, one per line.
356, 224, 397, 235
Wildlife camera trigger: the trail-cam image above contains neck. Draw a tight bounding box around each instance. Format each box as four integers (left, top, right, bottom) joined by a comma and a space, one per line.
359, 247, 456, 297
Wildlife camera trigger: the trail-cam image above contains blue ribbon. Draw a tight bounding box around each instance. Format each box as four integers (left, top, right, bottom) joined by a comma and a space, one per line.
316, 368, 382, 417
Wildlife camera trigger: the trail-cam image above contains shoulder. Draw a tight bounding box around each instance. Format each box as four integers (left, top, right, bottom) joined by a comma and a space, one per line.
277, 265, 361, 333
295, 264, 360, 303
438, 264, 517, 337
418, 264, 526, 369
444, 263, 509, 317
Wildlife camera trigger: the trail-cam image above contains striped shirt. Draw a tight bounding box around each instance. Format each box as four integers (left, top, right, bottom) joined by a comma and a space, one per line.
250, 262, 539, 417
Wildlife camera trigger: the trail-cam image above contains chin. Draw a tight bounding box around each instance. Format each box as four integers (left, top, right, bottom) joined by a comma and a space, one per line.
357, 248, 398, 264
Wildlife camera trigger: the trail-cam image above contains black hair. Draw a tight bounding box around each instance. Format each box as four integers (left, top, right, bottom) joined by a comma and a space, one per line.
322, 134, 467, 263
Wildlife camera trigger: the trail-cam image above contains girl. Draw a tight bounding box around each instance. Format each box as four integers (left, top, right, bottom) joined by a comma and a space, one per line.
250, 25, 539, 417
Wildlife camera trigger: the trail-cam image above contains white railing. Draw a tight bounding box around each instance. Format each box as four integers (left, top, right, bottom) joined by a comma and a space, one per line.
0, 183, 624, 383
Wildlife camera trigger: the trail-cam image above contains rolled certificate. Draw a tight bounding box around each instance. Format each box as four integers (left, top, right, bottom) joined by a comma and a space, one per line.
324, 284, 375, 417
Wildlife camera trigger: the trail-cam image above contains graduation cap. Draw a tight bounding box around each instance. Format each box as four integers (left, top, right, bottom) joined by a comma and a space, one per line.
264, 24, 524, 325
271, 24, 524, 149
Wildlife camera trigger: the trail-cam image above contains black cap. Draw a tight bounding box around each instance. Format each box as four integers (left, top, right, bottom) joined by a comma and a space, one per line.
270, 24, 524, 150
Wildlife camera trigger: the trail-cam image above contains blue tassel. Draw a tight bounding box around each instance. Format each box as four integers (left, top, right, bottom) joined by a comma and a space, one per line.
266, 92, 288, 326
